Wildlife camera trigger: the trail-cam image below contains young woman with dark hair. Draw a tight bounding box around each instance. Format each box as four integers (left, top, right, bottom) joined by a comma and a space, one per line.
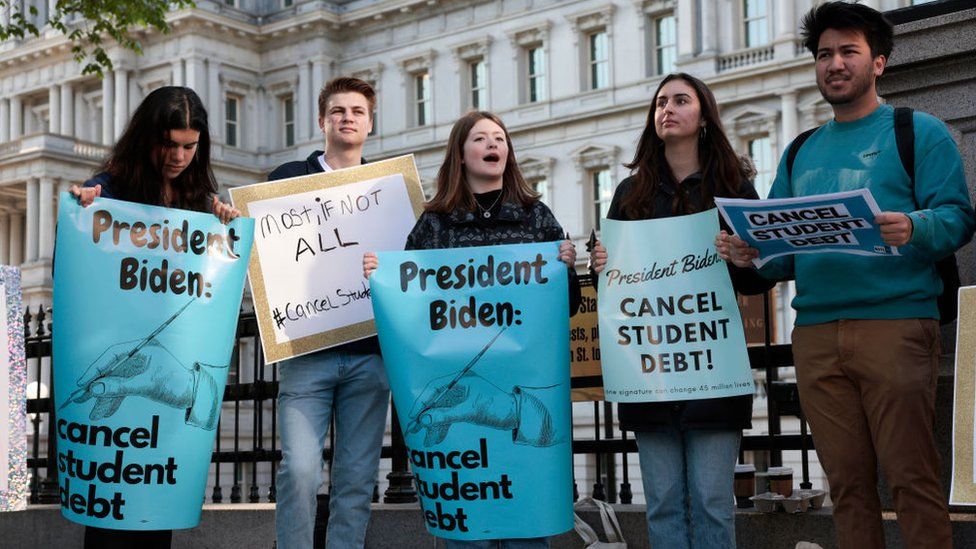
365, 111, 579, 549
68, 85, 238, 549
589, 73, 772, 548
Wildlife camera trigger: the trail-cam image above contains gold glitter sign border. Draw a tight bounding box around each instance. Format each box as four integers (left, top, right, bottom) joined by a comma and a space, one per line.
230, 155, 425, 364
0, 266, 27, 512
951, 285, 976, 505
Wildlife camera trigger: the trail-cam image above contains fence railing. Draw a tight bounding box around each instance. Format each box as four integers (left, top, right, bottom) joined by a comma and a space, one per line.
23, 282, 812, 507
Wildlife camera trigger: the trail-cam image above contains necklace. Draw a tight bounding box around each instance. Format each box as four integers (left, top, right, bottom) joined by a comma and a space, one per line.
476, 192, 502, 219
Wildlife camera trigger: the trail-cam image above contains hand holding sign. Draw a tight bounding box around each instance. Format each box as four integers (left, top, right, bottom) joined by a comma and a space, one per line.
875, 212, 914, 247
715, 231, 759, 269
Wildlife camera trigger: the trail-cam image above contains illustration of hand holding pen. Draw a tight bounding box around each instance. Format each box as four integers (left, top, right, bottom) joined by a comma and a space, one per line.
61, 298, 224, 429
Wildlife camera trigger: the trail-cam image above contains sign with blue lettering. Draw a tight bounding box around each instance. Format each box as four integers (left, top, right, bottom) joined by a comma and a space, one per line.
370, 242, 573, 540
716, 188, 896, 267
53, 193, 254, 529
598, 209, 753, 402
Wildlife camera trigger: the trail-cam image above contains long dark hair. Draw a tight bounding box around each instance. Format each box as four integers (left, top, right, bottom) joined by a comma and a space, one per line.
100, 86, 216, 212
426, 111, 538, 214
620, 73, 749, 218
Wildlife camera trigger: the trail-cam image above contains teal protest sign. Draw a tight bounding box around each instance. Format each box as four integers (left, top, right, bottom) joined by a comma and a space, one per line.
53, 193, 254, 529
370, 242, 573, 540
598, 209, 753, 402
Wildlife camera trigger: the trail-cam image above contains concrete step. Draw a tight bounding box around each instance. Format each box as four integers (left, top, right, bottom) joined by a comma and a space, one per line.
3, 504, 976, 548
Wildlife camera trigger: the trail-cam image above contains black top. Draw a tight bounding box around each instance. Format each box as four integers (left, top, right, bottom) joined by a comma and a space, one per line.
606, 172, 774, 432
267, 150, 379, 355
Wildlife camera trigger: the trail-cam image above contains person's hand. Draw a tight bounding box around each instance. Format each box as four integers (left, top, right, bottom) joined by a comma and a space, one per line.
212, 196, 241, 224
589, 240, 607, 274
69, 184, 101, 207
72, 341, 195, 421
716, 230, 759, 268
558, 240, 576, 269
875, 212, 913, 247
408, 371, 517, 446
363, 252, 378, 279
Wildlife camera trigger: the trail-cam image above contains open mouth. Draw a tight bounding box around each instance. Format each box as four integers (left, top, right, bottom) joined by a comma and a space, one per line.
483, 153, 500, 163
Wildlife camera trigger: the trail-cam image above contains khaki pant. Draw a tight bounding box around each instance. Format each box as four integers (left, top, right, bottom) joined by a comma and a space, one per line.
792, 319, 951, 549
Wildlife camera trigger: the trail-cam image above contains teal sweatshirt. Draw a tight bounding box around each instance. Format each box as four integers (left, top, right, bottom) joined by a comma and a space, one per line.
759, 104, 974, 325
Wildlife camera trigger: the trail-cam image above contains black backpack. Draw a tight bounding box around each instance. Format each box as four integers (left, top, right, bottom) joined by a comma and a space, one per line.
785, 107, 961, 325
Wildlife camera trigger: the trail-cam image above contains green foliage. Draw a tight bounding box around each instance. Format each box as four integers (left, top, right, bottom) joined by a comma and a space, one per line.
0, 0, 195, 76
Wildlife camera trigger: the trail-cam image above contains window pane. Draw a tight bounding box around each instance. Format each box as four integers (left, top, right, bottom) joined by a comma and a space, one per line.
528, 48, 546, 102
534, 179, 549, 206
743, 0, 769, 47
655, 15, 677, 75
283, 97, 294, 147
748, 137, 773, 198
471, 60, 486, 109
416, 72, 430, 126
589, 32, 608, 89
593, 169, 612, 230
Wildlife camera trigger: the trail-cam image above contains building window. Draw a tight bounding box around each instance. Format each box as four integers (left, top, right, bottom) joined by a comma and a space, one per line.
743, 0, 769, 47
747, 136, 774, 198
588, 31, 609, 90
592, 169, 613, 230
225, 95, 240, 148
470, 60, 487, 110
283, 0, 293, 6
414, 71, 431, 127
533, 179, 549, 207
653, 15, 677, 76
282, 96, 295, 147
224, 0, 236, 6
527, 47, 546, 103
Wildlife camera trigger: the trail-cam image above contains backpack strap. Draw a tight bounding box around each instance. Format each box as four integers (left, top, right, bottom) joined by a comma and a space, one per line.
786, 127, 820, 182
893, 106, 915, 184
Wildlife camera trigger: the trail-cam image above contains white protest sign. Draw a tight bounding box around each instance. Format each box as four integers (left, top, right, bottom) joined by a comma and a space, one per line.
716, 189, 897, 267
231, 155, 425, 363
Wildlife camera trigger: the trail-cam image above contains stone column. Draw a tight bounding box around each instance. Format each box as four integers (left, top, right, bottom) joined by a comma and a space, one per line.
700, 0, 718, 56
101, 73, 114, 145
297, 62, 311, 142
60, 82, 74, 137
113, 68, 128, 139
185, 56, 206, 105
8, 212, 24, 266
0, 214, 8, 265
207, 60, 221, 142
48, 85, 60, 134
38, 177, 54, 259
0, 98, 9, 143
780, 90, 798, 151
172, 60, 184, 87
311, 58, 325, 116
676, 0, 696, 58
774, 0, 797, 59
25, 178, 39, 262
9, 96, 21, 140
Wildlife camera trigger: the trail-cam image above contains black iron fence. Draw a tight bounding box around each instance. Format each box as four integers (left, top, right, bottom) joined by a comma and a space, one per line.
23, 286, 812, 507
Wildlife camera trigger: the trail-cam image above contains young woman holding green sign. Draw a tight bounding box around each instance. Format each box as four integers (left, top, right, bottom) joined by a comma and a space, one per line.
68, 86, 238, 549
588, 73, 772, 549
365, 111, 579, 548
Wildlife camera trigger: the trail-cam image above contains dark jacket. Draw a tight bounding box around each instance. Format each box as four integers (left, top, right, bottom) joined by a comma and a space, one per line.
405, 198, 583, 314
84, 172, 209, 211
267, 150, 379, 355
607, 172, 774, 432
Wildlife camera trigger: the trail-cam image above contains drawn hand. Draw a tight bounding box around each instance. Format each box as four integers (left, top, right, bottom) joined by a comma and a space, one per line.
588, 239, 607, 274
363, 252, 378, 279
408, 371, 517, 446
69, 184, 101, 207
74, 341, 195, 421
716, 230, 759, 268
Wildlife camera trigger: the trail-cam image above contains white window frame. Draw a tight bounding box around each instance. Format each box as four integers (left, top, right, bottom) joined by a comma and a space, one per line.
587, 30, 610, 90
507, 23, 551, 105
396, 51, 436, 128
742, 0, 770, 48
746, 135, 774, 198
569, 5, 615, 93
281, 95, 295, 148
454, 38, 492, 112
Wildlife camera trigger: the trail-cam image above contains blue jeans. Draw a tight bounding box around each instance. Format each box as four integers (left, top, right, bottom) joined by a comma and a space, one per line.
635, 428, 740, 549
275, 350, 390, 549
443, 538, 549, 549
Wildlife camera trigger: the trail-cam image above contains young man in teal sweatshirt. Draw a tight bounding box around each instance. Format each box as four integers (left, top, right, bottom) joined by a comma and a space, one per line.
719, 3, 973, 548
